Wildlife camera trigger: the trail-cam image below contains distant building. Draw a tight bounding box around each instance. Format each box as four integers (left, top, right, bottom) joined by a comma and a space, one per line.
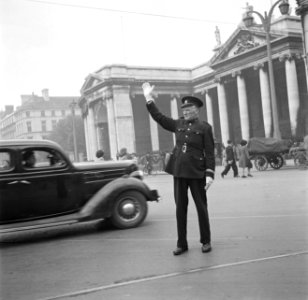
0, 89, 81, 140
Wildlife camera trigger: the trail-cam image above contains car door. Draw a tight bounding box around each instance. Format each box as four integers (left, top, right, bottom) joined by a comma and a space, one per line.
0, 147, 83, 223
0, 148, 23, 222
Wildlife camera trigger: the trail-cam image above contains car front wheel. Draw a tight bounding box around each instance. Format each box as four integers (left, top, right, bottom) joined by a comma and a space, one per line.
111, 191, 148, 229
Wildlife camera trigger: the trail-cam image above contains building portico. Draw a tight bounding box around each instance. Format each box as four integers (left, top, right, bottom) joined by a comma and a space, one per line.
79, 15, 307, 161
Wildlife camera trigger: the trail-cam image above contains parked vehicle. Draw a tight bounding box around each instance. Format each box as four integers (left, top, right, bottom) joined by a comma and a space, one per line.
0, 140, 159, 234
247, 137, 291, 171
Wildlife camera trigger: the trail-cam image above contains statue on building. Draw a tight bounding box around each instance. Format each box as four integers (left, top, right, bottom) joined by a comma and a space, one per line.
242, 2, 254, 22
245, 2, 253, 13
215, 26, 221, 46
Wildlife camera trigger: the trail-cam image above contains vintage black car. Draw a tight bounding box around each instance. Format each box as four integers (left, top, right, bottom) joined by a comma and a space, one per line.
0, 140, 159, 234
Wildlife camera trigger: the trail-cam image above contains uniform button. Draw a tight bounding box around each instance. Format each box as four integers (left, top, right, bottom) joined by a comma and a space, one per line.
189, 123, 192, 126
188, 128, 191, 131
185, 135, 188, 138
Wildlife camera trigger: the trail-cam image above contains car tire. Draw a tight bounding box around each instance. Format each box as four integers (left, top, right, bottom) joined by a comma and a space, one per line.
110, 190, 148, 229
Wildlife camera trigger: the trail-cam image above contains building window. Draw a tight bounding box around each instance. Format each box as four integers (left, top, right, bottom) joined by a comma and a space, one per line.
61, 110, 66, 116
51, 110, 55, 116
52, 120, 57, 130
41, 110, 45, 117
41, 120, 46, 132
26, 121, 32, 133
26, 111, 30, 117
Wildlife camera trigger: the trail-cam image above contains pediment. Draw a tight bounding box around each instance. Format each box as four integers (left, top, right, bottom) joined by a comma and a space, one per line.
81, 73, 105, 93
210, 27, 283, 65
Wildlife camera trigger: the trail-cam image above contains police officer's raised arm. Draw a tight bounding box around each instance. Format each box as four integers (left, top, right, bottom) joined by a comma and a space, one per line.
142, 82, 177, 132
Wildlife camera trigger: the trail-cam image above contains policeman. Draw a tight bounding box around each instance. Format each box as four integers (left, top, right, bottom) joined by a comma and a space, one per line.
142, 82, 215, 255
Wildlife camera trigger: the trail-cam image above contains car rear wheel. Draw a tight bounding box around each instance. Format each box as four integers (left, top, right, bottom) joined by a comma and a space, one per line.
110, 191, 148, 229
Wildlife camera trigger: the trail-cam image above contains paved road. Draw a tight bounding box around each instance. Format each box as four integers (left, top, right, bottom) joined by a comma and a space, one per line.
0, 163, 307, 300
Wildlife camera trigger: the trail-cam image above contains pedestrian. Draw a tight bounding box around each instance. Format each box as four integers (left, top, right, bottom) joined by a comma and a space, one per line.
142, 82, 215, 255
221, 140, 239, 178
95, 149, 105, 161
118, 147, 132, 160
145, 152, 153, 175
238, 139, 253, 178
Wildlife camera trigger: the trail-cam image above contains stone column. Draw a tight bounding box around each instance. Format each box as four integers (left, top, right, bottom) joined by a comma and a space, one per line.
232, 71, 249, 140
205, 90, 214, 129
149, 111, 159, 151
84, 116, 90, 160
215, 78, 229, 145
106, 95, 118, 160
254, 63, 272, 138
87, 106, 98, 160
296, 1, 308, 87
112, 85, 136, 154
170, 94, 179, 146
280, 54, 301, 136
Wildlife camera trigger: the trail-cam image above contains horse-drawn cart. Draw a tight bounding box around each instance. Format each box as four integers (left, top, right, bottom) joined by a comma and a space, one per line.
247, 137, 290, 171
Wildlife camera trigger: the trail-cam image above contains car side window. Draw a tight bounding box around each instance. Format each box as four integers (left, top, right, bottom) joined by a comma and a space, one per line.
22, 149, 66, 170
0, 151, 12, 172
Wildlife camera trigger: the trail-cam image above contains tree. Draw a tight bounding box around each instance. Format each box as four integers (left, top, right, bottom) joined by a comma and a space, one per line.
47, 115, 86, 156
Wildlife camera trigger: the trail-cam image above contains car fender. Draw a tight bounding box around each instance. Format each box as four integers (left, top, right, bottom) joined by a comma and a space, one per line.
79, 177, 154, 220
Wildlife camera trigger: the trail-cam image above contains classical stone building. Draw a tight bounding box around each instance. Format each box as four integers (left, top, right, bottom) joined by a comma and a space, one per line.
79, 15, 308, 161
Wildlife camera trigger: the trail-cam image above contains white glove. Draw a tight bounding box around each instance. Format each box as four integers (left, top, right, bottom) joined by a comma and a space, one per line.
205, 176, 214, 191
142, 82, 155, 102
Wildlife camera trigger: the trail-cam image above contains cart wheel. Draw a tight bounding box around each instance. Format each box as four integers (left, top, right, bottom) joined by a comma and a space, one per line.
294, 153, 308, 169
254, 155, 268, 171
269, 154, 284, 169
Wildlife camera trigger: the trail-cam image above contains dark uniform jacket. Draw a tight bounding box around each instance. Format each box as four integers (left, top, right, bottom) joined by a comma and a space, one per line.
146, 101, 215, 179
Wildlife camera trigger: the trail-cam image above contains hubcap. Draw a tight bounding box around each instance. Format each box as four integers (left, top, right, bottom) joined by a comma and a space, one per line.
122, 202, 135, 215
119, 199, 139, 220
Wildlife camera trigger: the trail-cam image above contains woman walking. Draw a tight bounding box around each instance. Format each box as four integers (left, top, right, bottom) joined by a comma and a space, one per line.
238, 140, 253, 178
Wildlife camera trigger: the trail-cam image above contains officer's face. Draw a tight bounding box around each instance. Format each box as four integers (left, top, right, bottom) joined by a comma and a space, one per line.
182, 105, 199, 120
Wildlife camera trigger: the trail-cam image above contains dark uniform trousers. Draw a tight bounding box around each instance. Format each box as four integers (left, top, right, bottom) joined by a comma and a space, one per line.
174, 177, 211, 248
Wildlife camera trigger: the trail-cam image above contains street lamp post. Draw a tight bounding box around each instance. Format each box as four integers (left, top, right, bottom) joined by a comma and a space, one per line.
243, 0, 290, 140
70, 99, 78, 162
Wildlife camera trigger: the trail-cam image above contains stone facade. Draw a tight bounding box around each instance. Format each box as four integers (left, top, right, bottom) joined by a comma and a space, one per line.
79, 15, 308, 161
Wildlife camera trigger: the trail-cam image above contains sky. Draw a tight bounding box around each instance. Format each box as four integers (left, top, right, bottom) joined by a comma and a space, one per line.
0, 0, 298, 110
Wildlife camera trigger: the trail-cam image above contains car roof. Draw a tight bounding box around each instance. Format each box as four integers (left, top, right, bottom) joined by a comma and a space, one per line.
0, 139, 61, 148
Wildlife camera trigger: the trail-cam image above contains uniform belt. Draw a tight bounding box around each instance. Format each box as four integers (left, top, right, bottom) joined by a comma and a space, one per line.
179, 143, 203, 154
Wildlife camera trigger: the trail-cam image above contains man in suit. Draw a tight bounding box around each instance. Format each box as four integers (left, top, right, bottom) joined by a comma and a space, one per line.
142, 82, 215, 255
221, 140, 239, 178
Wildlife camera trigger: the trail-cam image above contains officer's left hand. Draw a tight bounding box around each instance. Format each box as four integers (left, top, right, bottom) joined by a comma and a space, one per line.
205, 176, 214, 191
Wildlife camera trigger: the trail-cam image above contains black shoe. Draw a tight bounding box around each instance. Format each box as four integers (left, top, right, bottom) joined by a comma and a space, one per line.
201, 243, 212, 253
241, 175, 247, 178
248, 174, 253, 177
173, 247, 188, 255
221, 173, 224, 178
